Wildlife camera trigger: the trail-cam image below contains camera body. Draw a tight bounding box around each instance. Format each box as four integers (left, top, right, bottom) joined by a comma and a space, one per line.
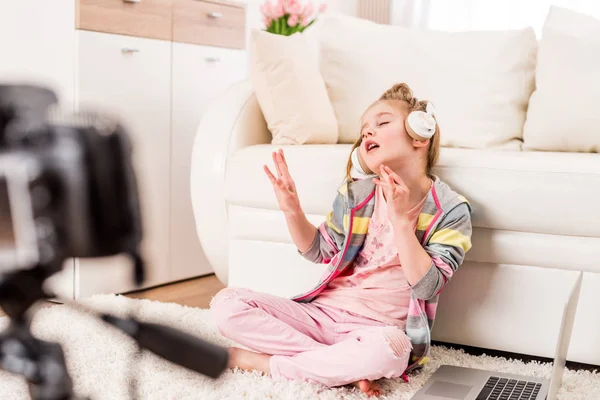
0, 84, 143, 278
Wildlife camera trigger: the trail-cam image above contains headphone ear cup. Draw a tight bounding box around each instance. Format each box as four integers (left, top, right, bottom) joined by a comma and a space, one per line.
351, 147, 373, 175
406, 111, 436, 141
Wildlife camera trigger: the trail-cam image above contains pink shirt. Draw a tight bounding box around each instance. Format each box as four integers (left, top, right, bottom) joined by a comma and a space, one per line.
313, 184, 430, 328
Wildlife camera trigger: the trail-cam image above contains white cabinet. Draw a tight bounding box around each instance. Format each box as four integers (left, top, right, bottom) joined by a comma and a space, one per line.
75, 32, 247, 297
77, 30, 172, 296
170, 42, 247, 281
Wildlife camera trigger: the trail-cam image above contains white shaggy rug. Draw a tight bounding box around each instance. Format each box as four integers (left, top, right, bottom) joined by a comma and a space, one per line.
0, 295, 599, 400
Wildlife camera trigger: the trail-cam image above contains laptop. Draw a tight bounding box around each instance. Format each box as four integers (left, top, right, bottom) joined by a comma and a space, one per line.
411, 271, 583, 400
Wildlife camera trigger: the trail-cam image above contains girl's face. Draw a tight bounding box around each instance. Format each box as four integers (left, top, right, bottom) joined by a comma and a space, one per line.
359, 100, 416, 173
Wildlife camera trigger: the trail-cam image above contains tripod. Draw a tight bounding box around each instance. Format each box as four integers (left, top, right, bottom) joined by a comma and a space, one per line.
0, 266, 85, 400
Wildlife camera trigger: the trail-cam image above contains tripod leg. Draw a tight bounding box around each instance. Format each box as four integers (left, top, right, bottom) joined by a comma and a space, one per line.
27, 340, 77, 400
0, 321, 83, 400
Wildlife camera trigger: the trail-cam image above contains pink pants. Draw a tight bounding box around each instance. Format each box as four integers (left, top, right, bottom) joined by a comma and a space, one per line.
209, 287, 412, 387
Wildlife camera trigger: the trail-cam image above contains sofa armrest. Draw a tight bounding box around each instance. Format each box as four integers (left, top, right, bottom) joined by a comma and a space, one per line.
190, 79, 270, 285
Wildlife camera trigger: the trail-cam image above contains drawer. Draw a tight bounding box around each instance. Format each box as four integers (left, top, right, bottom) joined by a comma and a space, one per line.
173, 0, 246, 49
77, 0, 173, 41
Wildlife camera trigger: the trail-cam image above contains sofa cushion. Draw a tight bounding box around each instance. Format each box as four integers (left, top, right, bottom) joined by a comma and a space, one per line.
226, 146, 600, 238
250, 29, 338, 145
523, 6, 600, 153
317, 15, 537, 148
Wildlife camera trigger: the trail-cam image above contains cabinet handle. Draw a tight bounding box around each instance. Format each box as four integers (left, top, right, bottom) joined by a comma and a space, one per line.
207, 11, 223, 19
122, 48, 140, 53
123, 0, 141, 3
205, 56, 221, 63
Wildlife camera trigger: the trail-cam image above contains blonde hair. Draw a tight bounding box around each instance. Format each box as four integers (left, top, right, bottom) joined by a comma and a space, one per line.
345, 83, 440, 182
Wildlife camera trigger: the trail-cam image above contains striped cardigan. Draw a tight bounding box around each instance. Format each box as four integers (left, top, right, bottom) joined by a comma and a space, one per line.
292, 175, 473, 373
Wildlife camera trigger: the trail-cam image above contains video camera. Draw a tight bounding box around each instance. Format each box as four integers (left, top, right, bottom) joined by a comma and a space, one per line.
0, 85, 228, 400
0, 84, 143, 284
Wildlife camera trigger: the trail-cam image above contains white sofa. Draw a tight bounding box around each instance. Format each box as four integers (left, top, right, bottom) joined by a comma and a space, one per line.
191, 6, 600, 366
191, 79, 600, 366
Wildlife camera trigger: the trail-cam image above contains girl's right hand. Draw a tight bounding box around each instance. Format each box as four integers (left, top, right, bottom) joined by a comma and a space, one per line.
264, 149, 301, 214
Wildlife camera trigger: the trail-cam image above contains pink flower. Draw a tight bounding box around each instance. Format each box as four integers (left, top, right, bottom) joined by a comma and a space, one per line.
301, 15, 311, 26
262, 15, 272, 27
289, 2, 303, 15
287, 14, 299, 26
260, 1, 273, 18
272, 2, 285, 18
303, 1, 314, 17
283, 0, 298, 12
318, 3, 328, 13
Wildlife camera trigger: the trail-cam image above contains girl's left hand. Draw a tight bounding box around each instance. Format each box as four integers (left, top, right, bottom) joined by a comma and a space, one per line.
373, 165, 411, 225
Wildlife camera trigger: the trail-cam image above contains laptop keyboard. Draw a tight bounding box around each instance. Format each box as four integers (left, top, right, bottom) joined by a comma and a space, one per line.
476, 376, 542, 400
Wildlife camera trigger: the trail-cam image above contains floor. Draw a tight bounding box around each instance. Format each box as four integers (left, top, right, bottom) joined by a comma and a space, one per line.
0, 274, 225, 318
124, 274, 225, 308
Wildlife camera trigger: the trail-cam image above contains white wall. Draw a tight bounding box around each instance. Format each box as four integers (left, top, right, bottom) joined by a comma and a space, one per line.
425, 0, 600, 34
329, 0, 358, 16
0, 0, 76, 107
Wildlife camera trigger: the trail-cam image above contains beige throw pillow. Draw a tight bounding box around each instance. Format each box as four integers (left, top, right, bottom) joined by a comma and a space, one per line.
318, 15, 537, 148
523, 6, 600, 153
250, 29, 338, 145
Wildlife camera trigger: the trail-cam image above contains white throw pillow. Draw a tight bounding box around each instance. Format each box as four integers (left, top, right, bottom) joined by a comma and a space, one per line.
318, 15, 537, 148
250, 29, 338, 145
523, 6, 600, 153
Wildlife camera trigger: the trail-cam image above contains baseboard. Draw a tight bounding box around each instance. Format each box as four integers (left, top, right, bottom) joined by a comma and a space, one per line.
432, 341, 599, 372
119, 273, 217, 295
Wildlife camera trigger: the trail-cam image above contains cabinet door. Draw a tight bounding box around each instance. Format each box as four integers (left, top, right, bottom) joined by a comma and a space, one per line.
77, 30, 171, 297
0, 0, 76, 106
170, 43, 247, 281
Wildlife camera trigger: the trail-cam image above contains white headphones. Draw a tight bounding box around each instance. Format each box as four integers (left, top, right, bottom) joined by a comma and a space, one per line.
405, 102, 437, 141
351, 102, 438, 177
351, 146, 372, 176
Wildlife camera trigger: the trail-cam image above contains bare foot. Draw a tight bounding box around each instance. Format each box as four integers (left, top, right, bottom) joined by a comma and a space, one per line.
352, 380, 382, 397
228, 347, 272, 375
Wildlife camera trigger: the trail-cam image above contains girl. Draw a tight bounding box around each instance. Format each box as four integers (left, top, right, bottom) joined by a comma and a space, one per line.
210, 83, 472, 397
